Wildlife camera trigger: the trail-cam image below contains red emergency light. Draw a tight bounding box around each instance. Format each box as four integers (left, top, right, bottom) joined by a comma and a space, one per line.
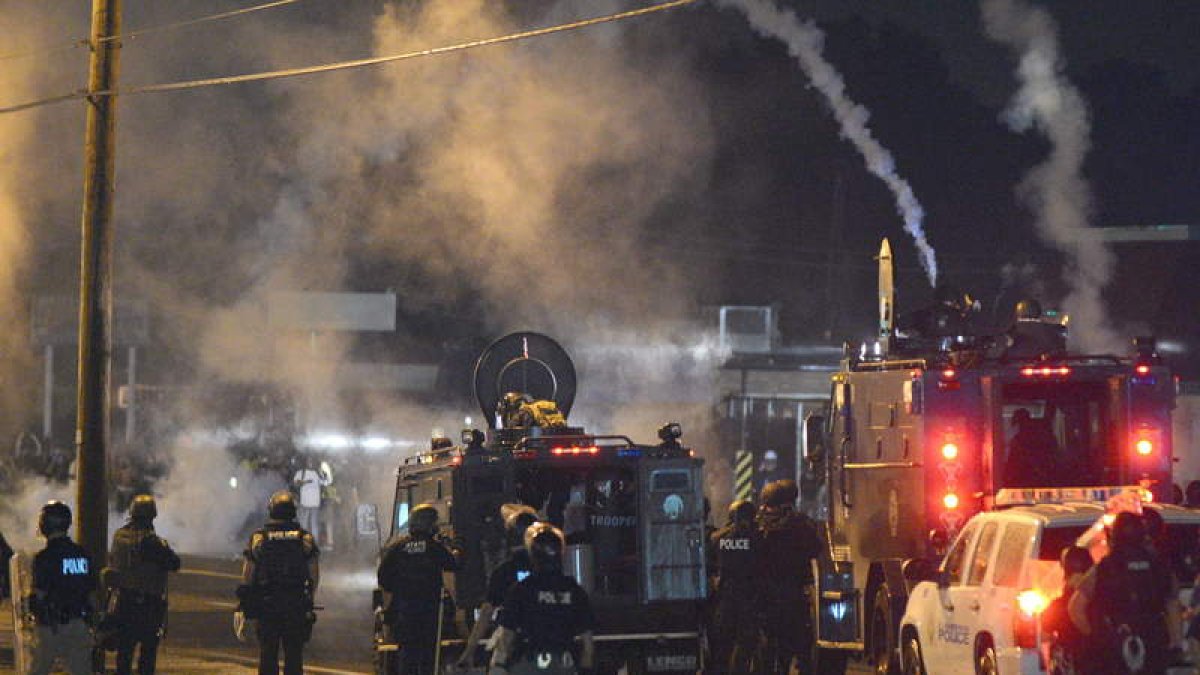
937, 367, 961, 390
1019, 365, 1071, 377
1131, 425, 1162, 458
1135, 364, 1151, 376
551, 446, 600, 456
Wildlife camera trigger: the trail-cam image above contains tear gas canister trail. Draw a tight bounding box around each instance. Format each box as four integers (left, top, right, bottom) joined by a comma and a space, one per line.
723, 0, 938, 287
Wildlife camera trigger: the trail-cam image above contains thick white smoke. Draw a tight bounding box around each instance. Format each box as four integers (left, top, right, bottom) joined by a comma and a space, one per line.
2, 0, 720, 552
152, 433, 284, 555
981, 0, 1122, 353
722, 0, 938, 287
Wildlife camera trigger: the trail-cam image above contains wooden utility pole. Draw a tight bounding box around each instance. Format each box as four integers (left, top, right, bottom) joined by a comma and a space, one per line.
75, 0, 121, 561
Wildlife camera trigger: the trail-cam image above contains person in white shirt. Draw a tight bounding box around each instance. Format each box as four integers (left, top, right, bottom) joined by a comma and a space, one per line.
293, 456, 330, 544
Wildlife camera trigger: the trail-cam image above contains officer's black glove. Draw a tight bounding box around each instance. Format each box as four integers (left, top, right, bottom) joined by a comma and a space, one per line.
235, 584, 263, 619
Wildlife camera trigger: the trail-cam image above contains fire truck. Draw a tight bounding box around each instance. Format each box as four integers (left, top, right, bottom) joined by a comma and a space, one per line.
802, 240, 1177, 673
374, 332, 707, 675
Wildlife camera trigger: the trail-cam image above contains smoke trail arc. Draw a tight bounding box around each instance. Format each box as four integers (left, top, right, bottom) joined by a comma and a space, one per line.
981, 0, 1120, 353
724, 0, 938, 287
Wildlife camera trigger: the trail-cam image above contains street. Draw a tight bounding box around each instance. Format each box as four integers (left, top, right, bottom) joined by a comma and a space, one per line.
1, 553, 377, 674
0, 549, 877, 675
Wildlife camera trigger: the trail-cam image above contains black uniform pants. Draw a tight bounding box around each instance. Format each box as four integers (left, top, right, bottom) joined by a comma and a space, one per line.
760, 585, 812, 675
710, 586, 758, 675
257, 612, 309, 675
114, 593, 166, 675
389, 612, 439, 675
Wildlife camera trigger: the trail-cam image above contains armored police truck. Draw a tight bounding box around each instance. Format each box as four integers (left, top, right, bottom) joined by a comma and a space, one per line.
374, 332, 707, 675
802, 240, 1177, 674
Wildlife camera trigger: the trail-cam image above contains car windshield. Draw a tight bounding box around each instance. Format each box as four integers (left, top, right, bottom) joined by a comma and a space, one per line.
999, 381, 1114, 489
1043, 518, 1200, 586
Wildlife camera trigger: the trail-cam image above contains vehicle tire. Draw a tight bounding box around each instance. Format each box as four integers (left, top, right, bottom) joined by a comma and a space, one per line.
975, 639, 999, 675
871, 586, 899, 675
901, 631, 926, 675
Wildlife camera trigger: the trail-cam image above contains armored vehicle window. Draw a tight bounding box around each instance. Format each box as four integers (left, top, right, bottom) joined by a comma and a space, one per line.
942, 521, 979, 585
650, 470, 689, 492
1000, 381, 1111, 490
967, 521, 999, 586
395, 501, 409, 533
993, 522, 1035, 587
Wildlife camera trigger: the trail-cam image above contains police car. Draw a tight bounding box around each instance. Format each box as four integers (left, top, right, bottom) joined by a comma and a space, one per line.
899, 487, 1200, 675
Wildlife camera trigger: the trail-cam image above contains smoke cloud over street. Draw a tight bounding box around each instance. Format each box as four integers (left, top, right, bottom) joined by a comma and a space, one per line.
982, 0, 1121, 353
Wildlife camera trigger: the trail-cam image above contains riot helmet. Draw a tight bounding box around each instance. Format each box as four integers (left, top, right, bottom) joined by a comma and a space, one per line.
409, 503, 440, 538
129, 494, 157, 524
1060, 545, 1093, 577
761, 479, 799, 509
524, 521, 565, 575
1109, 511, 1144, 550
268, 490, 298, 520
728, 499, 755, 526
1014, 299, 1043, 322
39, 500, 72, 536
1011, 408, 1033, 428
1187, 480, 1200, 507
501, 503, 537, 546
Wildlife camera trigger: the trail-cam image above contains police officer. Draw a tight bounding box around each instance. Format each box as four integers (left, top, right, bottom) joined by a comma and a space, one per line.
706, 500, 760, 675
1005, 299, 1066, 359
756, 480, 821, 675
458, 503, 537, 670
241, 490, 320, 675
28, 500, 96, 675
377, 503, 459, 675
491, 523, 595, 675
1042, 545, 1093, 675
1069, 512, 1182, 675
105, 494, 181, 675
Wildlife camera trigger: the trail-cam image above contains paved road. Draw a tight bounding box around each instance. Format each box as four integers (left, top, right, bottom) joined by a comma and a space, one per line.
2, 552, 876, 674
2, 552, 378, 674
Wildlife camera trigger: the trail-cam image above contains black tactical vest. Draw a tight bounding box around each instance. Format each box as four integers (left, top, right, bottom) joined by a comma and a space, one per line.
251, 522, 311, 591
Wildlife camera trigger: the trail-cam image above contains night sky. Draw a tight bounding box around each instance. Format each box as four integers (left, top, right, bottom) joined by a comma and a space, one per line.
675, 0, 1200, 359
3, 0, 1199, 399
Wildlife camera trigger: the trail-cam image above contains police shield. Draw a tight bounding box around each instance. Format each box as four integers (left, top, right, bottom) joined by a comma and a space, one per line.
9, 552, 36, 673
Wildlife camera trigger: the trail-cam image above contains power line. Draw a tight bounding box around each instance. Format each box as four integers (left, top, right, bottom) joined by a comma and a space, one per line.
98, 0, 305, 45
0, 0, 304, 63
0, 91, 82, 114
0, 0, 697, 115
0, 0, 305, 63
